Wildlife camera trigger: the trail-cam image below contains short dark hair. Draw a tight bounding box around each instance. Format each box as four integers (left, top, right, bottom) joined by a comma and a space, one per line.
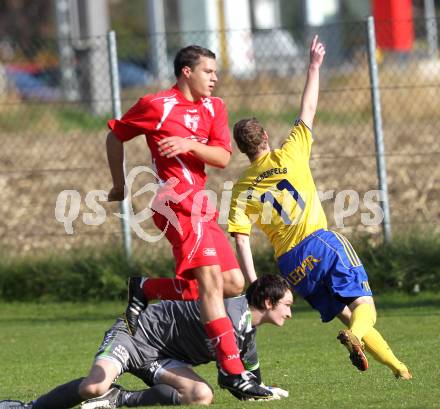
233, 117, 266, 159
173, 45, 216, 78
246, 274, 292, 310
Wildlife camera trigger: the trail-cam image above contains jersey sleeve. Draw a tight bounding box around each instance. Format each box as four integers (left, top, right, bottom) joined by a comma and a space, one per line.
108, 96, 153, 142
227, 298, 259, 371
227, 185, 252, 236
281, 119, 313, 160
241, 328, 259, 371
207, 99, 232, 153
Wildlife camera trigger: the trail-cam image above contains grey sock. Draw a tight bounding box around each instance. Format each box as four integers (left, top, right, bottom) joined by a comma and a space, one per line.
121, 384, 181, 407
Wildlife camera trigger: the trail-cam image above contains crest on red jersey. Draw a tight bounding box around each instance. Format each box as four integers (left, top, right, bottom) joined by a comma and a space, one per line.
184, 113, 200, 132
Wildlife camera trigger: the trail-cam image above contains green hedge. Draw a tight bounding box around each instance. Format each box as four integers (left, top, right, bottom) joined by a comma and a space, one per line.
1, 231, 439, 301
353, 230, 440, 293
0, 248, 175, 302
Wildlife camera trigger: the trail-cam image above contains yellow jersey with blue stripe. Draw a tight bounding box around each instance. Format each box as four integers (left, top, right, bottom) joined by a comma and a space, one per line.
228, 120, 327, 258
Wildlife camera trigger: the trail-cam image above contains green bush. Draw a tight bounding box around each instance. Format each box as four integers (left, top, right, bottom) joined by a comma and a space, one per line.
0, 248, 175, 302
1, 230, 439, 301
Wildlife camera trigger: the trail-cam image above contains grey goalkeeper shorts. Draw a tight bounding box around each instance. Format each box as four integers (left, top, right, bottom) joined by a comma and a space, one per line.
94, 318, 190, 386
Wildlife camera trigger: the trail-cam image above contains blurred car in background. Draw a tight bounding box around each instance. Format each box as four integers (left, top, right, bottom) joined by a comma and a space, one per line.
252, 29, 305, 76
4, 60, 151, 101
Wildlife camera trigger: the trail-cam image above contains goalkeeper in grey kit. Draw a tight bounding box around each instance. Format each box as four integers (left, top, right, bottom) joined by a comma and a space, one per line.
1, 275, 292, 409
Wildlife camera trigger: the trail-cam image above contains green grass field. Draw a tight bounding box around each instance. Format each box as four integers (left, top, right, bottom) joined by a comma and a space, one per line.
1, 294, 439, 408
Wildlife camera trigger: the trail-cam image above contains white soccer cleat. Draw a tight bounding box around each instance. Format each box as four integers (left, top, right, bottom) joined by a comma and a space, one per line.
0, 401, 31, 409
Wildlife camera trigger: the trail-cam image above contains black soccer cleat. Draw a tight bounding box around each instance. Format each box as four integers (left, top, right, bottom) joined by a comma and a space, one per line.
124, 276, 148, 336
218, 370, 273, 401
0, 401, 32, 409
80, 386, 123, 409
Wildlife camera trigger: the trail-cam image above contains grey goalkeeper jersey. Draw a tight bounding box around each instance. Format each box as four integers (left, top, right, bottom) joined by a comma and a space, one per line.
134, 295, 259, 369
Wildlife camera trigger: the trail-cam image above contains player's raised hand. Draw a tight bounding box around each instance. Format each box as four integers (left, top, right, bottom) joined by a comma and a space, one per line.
309, 35, 325, 68
107, 186, 125, 201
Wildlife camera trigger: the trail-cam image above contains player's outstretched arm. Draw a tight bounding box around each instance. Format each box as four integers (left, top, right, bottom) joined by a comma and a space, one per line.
298, 35, 326, 130
234, 233, 258, 283
106, 131, 126, 201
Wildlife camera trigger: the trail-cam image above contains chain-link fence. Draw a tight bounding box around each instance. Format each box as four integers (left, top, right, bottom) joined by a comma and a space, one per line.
0, 17, 439, 257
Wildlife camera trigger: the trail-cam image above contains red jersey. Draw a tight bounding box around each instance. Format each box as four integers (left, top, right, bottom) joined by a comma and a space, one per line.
108, 85, 231, 194
108, 86, 238, 275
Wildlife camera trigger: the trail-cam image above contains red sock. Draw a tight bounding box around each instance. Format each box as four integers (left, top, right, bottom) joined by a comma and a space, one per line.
204, 317, 245, 375
143, 278, 199, 301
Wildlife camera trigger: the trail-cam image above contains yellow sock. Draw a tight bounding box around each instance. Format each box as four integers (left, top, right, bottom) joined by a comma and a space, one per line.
350, 303, 377, 341
363, 327, 409, 374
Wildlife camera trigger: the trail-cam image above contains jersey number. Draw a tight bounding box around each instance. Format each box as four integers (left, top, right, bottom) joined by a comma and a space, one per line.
260, 179, 305, 224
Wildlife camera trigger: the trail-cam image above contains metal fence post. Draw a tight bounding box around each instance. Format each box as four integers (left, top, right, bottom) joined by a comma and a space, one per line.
424, 0, 439, 58
366, 16, 392, 242
54, 0, 79, 101
107, 30, 132, 258
145, 0, 169, 83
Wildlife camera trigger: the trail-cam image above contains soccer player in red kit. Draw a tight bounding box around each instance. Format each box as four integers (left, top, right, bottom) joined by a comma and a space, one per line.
105, 45, 271, 399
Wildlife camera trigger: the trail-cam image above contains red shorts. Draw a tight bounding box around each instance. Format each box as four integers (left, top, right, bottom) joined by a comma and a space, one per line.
153, 212, 240, 279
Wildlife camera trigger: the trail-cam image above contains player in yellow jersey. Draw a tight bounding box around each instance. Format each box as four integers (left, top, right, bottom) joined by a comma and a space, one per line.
227, 35, 411, 380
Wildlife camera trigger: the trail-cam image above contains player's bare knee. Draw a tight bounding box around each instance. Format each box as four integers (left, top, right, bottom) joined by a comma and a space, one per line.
235, 274, 245, 294
222, 268, 245, 297
224, 275, 244, 297
348, 296, 376, 311
78, 379, 109, 399
337, 306, 352, 326
187, 383, 214, 405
